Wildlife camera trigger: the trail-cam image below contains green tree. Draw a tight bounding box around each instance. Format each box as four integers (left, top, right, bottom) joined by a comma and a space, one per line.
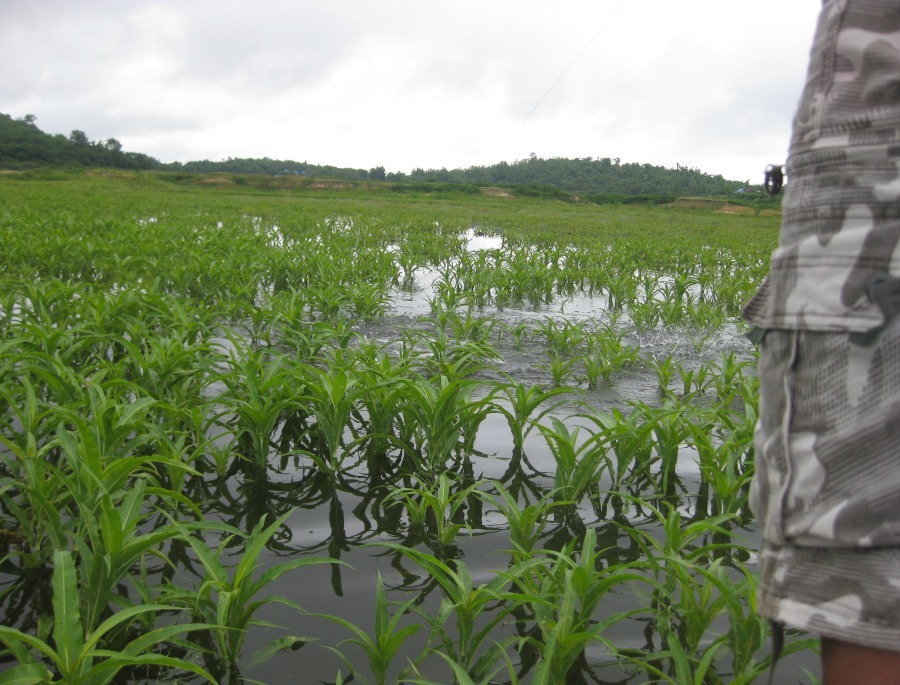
68, 130, 89, 147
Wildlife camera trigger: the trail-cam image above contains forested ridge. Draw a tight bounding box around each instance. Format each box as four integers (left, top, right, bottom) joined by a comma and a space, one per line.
1, 112, 755, 196
0, 113, 159, 170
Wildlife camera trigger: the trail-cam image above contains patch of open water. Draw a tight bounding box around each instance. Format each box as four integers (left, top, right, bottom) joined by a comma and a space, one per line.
233, 269, 819, 683
0, 224, 818, 683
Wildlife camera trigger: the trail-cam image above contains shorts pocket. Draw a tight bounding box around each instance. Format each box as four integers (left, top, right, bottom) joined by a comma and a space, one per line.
754, 327, 900, 548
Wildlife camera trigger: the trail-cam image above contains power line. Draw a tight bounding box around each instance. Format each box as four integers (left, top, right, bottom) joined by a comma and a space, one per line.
520, 0, 631, 126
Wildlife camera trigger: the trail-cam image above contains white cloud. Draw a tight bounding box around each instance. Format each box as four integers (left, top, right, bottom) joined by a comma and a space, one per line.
0, 0, 822, 180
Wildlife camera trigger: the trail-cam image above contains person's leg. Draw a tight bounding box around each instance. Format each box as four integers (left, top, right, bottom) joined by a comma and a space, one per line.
822, 637, 900, 685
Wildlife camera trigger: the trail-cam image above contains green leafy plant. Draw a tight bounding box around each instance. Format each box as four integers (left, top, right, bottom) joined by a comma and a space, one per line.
0, 549, 215, 685
219, 343, 299, 470
165, 511, 340, 682
315, 572, 422, 685
537, 416, 612, 506
478, 481, 563, 563
383, 472, 482, 552
295, 355, 373, 477
506, 528, 647, 684
488, 381, 575, 458
395, 375, 492, 480
375, 543, 533, 682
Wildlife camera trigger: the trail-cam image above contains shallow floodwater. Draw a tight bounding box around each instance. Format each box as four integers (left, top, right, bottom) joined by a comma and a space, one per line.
0, 226, 820, 685
225, 258, 820, 683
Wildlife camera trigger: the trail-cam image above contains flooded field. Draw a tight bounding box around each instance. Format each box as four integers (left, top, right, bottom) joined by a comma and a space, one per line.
0, 174, 817, 683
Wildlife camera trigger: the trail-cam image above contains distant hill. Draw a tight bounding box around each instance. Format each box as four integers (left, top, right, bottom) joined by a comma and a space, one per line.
0, 112, 756, 196
175, 155, 752, 196
400, 156, 750, 196
0, 113, 160, 170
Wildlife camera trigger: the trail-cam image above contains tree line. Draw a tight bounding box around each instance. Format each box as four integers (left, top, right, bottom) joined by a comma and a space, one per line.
0, 112, 754, 196
398, 155, 749, 196
0, 114, 159, 170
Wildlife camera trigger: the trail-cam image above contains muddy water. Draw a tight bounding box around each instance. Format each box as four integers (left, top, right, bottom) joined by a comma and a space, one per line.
237, 262, 820, 683
0, 223, 817, 683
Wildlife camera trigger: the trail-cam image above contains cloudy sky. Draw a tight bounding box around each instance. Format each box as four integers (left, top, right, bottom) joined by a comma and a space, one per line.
2, 1, 821, 182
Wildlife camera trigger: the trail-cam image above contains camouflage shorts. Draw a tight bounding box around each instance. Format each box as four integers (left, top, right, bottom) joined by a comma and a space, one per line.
751, 323, 900, 649
744, 0, 900, 650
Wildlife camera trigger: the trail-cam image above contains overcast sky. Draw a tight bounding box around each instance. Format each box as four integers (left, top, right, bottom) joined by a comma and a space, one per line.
1, 1, 821, 182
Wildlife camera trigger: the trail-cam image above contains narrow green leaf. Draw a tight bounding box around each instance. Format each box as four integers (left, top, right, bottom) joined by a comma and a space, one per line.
82, 604, 180, 653
0, 626, 60, 668
119, 622, 213, 657
86, 651, 217, 684
244, 636, 308, 670
51, 548, 84, 678
0, 663, 51, 685
99, 494, 123, 557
